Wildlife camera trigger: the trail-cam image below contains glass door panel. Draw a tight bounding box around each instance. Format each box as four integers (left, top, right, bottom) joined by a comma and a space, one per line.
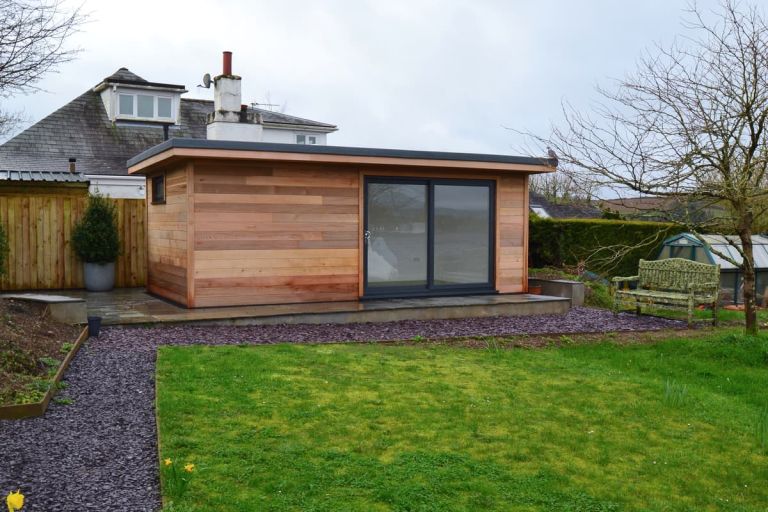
433, 184, 491, 286
366, 182, 428, 291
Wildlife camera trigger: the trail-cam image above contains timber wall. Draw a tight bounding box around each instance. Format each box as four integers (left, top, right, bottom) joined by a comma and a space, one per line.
146, 166, 188, 305
190, 160, 360, 307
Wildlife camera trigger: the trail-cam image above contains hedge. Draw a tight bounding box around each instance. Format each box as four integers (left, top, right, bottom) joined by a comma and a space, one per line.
529, 218, 685, 278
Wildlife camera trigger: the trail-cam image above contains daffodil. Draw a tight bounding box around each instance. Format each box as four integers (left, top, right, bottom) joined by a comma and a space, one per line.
163, 458, 172, 466
6, 489, 24, 512
184, 463, 195, 473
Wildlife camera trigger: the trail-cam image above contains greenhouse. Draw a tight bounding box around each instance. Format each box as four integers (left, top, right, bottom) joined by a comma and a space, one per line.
658, 233, 768, 305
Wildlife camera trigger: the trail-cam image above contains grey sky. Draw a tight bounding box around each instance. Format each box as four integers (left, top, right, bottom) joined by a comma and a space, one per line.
4, 0, 722, 156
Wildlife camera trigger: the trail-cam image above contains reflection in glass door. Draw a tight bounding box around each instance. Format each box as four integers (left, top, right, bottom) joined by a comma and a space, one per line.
364, 178, 494, 297
434, 184, 491, 285
365, 181, 428, 291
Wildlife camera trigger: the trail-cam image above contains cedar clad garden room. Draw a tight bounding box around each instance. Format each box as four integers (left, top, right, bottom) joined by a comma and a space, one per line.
128, 139, 555, 308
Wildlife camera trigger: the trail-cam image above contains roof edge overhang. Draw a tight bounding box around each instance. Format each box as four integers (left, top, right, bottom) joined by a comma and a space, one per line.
127, 138, 557, 175
93, 79, 188, 94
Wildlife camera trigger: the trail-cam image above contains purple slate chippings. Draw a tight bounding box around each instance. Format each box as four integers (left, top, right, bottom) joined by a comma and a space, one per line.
0, 308, 682, 511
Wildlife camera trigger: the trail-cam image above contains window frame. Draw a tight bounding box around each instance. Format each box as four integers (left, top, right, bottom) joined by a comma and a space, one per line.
115, 92, 174, 121
363, 176, 496, 299
151, 174, 166, 205
296, 134, 318, 145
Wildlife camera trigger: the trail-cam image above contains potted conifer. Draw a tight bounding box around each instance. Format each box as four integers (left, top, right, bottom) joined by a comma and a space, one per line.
72, 193, 120, 291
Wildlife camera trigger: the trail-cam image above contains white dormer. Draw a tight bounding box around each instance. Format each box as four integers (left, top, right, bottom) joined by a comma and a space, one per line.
93, 68, 187, 125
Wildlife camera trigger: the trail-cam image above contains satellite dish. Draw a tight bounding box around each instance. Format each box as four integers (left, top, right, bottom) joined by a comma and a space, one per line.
201, 73, 211, 89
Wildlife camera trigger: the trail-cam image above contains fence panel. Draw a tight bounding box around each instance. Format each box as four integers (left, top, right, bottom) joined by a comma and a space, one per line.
0, 189, 146, 290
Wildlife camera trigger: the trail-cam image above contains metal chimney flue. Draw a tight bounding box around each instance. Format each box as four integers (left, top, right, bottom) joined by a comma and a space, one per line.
223, 51, 232, 75
68, 158, 76, 173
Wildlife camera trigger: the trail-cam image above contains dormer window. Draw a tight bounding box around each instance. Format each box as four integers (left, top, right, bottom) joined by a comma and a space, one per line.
95, 68, 187, 125
117, 93, 174, 120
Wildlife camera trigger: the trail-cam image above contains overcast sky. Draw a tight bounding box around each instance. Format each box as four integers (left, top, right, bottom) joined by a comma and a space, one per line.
4, 0, 723, 156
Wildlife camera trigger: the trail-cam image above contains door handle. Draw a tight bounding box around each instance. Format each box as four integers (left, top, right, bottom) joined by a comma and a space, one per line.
364, 230, 371, 242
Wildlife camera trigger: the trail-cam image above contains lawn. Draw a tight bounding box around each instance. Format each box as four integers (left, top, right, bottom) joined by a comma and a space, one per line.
156, 332, 768, 511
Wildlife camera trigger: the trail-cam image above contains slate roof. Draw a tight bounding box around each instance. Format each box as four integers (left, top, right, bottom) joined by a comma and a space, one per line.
105, 67, 148, 83
0, 68, 337, 176
529, 192, 603, 219
0, 170, 88, 183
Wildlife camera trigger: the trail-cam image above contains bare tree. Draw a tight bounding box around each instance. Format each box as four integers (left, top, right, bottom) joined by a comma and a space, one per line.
529, 0, 768, 333
0, 0, 85, 132
529, 171, 597, 203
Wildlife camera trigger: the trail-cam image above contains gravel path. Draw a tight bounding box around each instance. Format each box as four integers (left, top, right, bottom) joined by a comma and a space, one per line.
0, 308, 682, 511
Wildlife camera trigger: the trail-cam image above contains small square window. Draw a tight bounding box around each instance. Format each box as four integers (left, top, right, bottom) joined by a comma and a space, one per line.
308, 136, 317, 144
119, 94, 134, 115
157, 97, 172, 118
151, 174, 165, 204
296, 134, 306, 144
137, 95, 154, 118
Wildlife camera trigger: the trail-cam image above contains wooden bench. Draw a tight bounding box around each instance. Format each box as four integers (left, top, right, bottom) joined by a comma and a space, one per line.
612, 258, 720, 327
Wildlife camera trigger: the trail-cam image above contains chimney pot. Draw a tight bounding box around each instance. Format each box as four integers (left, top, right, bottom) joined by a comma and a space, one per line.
223, 51, 232, 75
68, 157, 76, 173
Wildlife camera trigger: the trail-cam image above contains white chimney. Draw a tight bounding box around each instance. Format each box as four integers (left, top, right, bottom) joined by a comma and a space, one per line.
206, 51, 263, 142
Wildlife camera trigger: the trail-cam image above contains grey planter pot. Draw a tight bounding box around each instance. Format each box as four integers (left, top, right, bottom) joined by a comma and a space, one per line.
83, 262, 115, 292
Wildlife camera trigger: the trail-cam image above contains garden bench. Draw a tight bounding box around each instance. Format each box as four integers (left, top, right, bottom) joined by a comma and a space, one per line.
612, 258, 720, 327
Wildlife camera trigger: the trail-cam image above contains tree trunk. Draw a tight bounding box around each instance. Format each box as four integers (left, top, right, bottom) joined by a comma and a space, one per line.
739, 229, 758, 335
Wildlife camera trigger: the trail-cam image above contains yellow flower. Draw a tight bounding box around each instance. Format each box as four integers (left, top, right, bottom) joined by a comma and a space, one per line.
184, 463, 195, 473
6, 489, 24, 511
163, 458, 172, 466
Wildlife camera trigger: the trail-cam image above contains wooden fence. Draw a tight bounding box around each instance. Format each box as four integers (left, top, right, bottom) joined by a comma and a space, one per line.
0, 187, 146, 290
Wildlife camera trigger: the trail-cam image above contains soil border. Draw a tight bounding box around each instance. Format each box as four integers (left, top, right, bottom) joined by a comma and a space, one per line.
0, 326, 89, 420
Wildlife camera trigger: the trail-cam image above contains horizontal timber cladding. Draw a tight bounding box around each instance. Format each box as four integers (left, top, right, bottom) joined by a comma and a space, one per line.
190, 160, 360, 307
497, 174, 527, 293
146, 165, 188, 304
0, 185, 147, 290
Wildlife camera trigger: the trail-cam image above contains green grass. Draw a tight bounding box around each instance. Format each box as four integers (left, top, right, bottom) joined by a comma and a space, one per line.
636, 306, 768, 326
156, 333, 768, 511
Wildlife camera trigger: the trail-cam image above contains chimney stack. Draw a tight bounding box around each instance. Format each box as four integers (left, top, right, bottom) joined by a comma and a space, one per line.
223, 51, 232, 76
206, 51, 263, 142
68, 157, 76, 173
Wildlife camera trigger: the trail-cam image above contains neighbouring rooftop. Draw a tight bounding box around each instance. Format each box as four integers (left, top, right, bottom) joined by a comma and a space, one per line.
0, 67, 337, 176
0, 170, 87, 183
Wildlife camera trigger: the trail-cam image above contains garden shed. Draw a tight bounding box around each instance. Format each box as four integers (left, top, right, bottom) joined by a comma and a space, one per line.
658, 233, 768, 305
127, 138, 555, 308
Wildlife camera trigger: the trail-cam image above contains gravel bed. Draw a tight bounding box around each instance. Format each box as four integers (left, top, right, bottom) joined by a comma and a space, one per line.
0, 308, 682, 511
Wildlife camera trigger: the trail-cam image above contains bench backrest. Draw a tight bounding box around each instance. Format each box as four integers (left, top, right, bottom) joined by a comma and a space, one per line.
638, 258, 720, 292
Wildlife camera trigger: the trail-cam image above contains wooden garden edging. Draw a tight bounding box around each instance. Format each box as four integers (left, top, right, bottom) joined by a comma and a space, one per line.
0, 325, 89, 420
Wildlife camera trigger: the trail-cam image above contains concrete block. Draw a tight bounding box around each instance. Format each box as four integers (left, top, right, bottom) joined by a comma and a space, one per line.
529, 279, 585, 307
2, 293, 87, 324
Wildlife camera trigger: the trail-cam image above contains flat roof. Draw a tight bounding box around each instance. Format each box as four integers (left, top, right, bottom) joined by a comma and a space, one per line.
127, 138, 556, 174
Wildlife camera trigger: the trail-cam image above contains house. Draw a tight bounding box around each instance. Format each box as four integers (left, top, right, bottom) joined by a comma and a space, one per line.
0, 52, 337, 198
125, 62, 557, 308
529, 192, 602, 219
599, 196, 723, 223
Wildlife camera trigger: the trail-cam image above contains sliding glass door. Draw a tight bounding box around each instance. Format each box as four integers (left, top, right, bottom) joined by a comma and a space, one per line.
364, 177, 495, 297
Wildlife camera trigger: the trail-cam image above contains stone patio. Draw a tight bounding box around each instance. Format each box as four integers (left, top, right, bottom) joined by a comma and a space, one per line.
10, 288, 571, 326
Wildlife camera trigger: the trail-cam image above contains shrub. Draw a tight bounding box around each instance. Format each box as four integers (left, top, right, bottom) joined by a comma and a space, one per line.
72, 194, 120, 263
0, 224, 8, 277
529, 218, 684, 277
